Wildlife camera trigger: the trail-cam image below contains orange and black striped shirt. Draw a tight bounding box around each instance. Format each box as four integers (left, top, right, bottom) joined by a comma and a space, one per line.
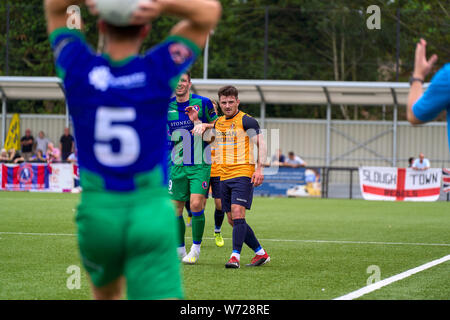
213, 111, 261, 181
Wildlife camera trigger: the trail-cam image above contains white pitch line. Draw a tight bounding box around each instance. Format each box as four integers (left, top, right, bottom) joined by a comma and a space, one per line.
0, 232, 449, 247
334, 254, 450, 300
0, 232, 76, 237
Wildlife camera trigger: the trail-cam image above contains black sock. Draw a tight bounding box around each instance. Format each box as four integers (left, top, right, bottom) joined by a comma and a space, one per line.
244, 223, 261, 252
214, 209, 224, 232
232, 218, 247, 254
185, 201, 192, 218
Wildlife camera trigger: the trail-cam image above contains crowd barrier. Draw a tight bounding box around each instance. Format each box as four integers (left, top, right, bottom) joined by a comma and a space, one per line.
0, 162, 78, 192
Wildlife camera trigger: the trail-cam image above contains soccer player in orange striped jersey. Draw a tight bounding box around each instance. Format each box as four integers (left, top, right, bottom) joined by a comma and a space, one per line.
214, 86, 270, 268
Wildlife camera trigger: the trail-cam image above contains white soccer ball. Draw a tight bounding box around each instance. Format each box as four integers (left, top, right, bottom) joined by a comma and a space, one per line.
95, 0, 141, 26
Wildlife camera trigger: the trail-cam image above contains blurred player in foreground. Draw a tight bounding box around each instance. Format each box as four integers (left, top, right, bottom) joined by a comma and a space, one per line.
407, 38, 450, 151
44, 0, 220, 299
214, 86, 270, 268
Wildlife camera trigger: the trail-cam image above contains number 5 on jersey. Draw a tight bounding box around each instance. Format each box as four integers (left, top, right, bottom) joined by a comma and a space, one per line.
94, 107, 140, 167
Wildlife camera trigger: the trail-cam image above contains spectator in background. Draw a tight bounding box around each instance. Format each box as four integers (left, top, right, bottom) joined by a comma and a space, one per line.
271, 149, 286, 166
285, 151, 307, 168
67, 150, 78, 164
8, 149, 25, 164
46, 142, 61, 163
20, 129, 35, 161
0, 148, 9, 162
59, 127, 75, 161
412, 152, 430, 171
35, 131, 49, 156
408, 157, 415, 168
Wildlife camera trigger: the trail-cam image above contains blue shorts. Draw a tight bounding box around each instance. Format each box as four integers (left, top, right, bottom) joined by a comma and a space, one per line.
210, 176, 221, 199
220, 177, 254, 213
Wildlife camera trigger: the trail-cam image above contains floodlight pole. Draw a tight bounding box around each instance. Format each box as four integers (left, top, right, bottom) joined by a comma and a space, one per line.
391, 88, 398, 167
323, 87, 332, 167
203, 36, 209, 79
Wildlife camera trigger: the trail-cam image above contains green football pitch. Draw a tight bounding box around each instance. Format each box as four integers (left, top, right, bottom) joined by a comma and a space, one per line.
0, 192, 448, 300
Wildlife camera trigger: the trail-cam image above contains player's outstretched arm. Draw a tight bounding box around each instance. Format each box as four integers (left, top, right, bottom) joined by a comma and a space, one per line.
407, 38, 438, 125
44, 0, 84, 34
135, 0, 222, 49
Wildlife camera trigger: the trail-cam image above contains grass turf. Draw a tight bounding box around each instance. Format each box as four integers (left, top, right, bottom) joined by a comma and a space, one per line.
0, 192, 448, 300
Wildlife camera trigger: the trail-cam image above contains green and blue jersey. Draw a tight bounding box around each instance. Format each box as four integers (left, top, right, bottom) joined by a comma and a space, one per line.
168, 94, 217, 166
50, 27, 200, 192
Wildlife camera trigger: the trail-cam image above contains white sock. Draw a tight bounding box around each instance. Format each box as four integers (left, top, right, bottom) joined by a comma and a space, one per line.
214, 228, 221, 233
255, 248, 265, 256
192, 243, 201, 253
231, 252, 240, 261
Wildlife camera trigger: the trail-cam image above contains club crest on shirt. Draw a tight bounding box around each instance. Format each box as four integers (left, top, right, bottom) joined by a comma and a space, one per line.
169, 43, 192, 65
18, 164, 33, 184
193, 105, 200, 112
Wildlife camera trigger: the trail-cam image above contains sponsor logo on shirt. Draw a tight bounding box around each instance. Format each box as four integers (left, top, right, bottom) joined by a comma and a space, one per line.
88, 66, 146, 92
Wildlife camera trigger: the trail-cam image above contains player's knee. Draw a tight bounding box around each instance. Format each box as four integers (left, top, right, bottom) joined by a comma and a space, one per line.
227, 215, 234, 226
190, 199, 204, 212
231, 205, 245, 220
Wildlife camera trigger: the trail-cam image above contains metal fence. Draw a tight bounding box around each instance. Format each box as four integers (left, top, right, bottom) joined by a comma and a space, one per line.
1, 113, 448, 168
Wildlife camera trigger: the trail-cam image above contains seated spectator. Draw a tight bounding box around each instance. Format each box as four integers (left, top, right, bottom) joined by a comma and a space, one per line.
20, 129, 35, 161
412, 152, 430, 171
271, 149, 286, 166
46, 143, 61, 163
408, 157, 415, 168
59, 127, 75, 161
35, 131, 49, 155
67, 150, 78, 164
285, 151, 307, 168
0, 148, 9, 162
30, 150, 46, 162
8, 149, 25, 164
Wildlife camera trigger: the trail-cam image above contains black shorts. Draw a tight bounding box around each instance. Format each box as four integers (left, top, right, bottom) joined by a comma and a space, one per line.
220, 177, 254, 213
210, 176, 221, 199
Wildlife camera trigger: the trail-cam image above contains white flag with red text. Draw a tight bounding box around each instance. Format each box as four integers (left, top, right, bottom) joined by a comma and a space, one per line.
359, 167, 441, 202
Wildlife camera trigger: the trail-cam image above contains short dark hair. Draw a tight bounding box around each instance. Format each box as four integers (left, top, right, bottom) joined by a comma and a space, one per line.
288, 151, 295, 156
104, 22, 145, 41
218, 86, 239, 99
185, 71, 191, 82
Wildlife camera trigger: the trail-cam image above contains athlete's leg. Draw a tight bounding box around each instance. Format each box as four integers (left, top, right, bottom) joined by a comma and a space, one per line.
214, 198, 225, 231
213, 197, 225, 247
189, 193, 206, 246
182, 193, 206, 264
173, 200, 187, 258
91, 276, 125, 300
185, 201, 193, 227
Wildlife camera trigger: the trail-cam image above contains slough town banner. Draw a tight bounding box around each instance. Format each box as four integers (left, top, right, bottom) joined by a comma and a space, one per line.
0, 163, 76, 192
359, 167, 442, 202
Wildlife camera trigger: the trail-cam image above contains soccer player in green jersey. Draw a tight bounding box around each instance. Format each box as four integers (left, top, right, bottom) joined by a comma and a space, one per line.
45, 0, 221, 299
168, 72, 218, 264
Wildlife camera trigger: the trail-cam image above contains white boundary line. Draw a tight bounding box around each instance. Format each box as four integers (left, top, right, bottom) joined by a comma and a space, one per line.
0, 232, 76, 236
334, 254, 450, 300
1, 232, 449, 248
